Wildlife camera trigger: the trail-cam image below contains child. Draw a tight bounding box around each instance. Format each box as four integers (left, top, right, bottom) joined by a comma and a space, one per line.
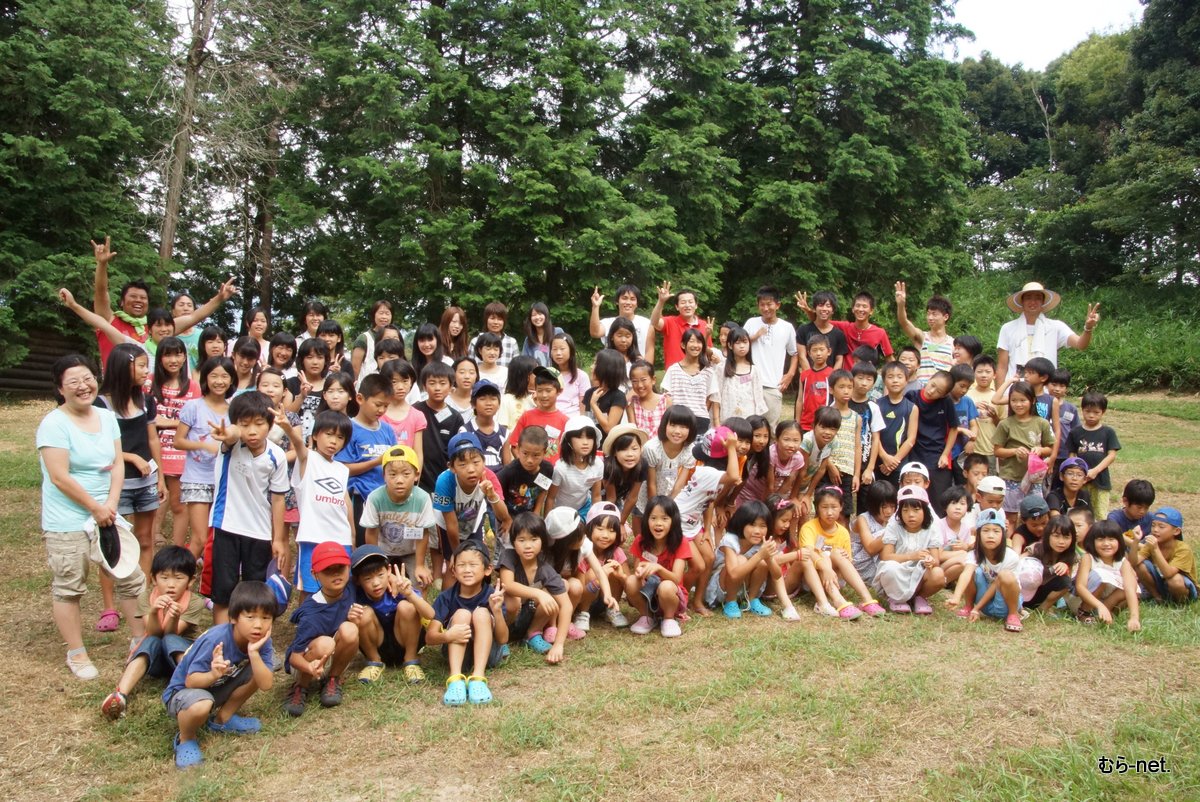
645, 405, 698, 499
267, 332, 298, 379
229, 337, 261, 394
705, 500, 798, 619
952, 335, 982, 365
948, 363, 979, 482
414, 361, 466, 493
521, 302, 561, 366
893, 282, 954, 385
898, 346, 923, 395
497, 426, 553, 517
1012, 495, 1051, 554
151, 336, 201, 549
605, 316, 642, 375
544, 506, 620, 636
433, 432, 511, 580
507, 365, 568, 463
1108, 478, 1155, 541
898, 462, 929, 490
1067, 392, 1121, 518
824, 370, 862, 516
546, 416, 603, 518
447, 356, 478, 422
463, 379, 506, 471
794, 290, 849, 371
626, 496, 692, 637
1075, 520, 1141, 631
1069, 507, 1094, 545
550, 333, 588, 416
286, 338, 329, 438
1045, 457, 1093, 515
440, 306, 471, 360
937, 485, 975, 583
336, 374, 397, 547
361, 445, 436, 587
256, 369, 300, 536
797, 407, 842, 515
102, 547, 207, 720
316, 371, 358, 420
277, 410, 355, 595
497, 355, 537, 431
664, 328, 719, 433
1046, 368, 1080, 489
584, 348, 630, 436
316, 319, 352, 375
905, 369, 956, 512
991, 381, 1054, 531
874, 361, 918, 488
795, 333, 833, 432
283, 542, 361, 716
734, 415, 774, 505
427, 541, 508, 705
350, 545, 437, 684
1130, 507, 1196, 604
851, 480, 896, 588
176, 356, 235, 562
570, 502, 631, 629
627, 359, 670, 437
944, 509, 1024, 632
960, 453, 991, 500
473, 332, 509, 389
379, 360, 425, 467
848, 361, 884, 510
798, 487, 885, 617
411, 322, 451, 388
1019, 514, 1076, 612
967, 354, 1001, 473
162, 580, 275, 769
199, 326, 228, 363
716, 325, 767, 423
499, 512, 573, 663
206, 392, 289, 622
874, 486, 946, 614
602, 424, 649, 532
975, 475, 1006, 514
470, 301, 520, 367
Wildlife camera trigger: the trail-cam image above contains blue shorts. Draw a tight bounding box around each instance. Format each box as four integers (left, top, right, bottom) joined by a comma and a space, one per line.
118, 483, 160, 515
974, 566, 1021, 619
295, 541, 353, 594
165, 661, 253, 718
129, 633, 194, 678
1143, 562, 1198, 602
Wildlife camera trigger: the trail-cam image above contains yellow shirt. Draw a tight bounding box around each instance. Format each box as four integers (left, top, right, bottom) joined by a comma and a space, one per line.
1139, 538, 1195, 581
800, 519, 852, 553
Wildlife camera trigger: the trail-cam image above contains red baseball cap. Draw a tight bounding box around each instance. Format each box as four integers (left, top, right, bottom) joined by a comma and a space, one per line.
311, 541, 350, 573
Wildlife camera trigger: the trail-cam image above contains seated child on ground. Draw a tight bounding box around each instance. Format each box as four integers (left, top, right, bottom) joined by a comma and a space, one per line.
161, 580, 275, 769
626, 496, 692, 638
1130, 507, 1196, 604
945, 509, 1024, 632
499, 512, 574, 664
874, 486, 947, 614
798, 487, 885, 619
705, 500, 800, 621
1017, 514, 1076, 613
349, 544, 436, 685
1075, 521, 1141, 631
544, 505, 620, 636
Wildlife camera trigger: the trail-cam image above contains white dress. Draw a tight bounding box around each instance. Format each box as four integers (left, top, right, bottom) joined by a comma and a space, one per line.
873, 517, 940, 601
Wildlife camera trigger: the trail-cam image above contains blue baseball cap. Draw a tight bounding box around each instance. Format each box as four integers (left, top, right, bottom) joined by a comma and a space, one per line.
447, 431, 483, 460
470, 379, 501, 400
350, 544, 388, 574
976, 508, 1007, 532
1150, 507, 1183, 529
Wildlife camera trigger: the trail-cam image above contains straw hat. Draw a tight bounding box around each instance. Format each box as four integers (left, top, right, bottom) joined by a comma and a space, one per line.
1006, 282, 1060, 314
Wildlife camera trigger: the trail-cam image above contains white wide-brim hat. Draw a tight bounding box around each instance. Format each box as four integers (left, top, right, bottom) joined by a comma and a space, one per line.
1007, 282, 1060, 314
86, 515, 141, 580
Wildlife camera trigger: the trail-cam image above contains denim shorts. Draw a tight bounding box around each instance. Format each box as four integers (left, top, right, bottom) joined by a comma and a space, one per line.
974, 566, 1021, 619
129, 633, 194, 678
1143, 562, 1198, 602
118, 483, 160, 515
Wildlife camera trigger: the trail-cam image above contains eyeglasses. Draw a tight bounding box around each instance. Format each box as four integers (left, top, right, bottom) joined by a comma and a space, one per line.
62, 376, 97, 389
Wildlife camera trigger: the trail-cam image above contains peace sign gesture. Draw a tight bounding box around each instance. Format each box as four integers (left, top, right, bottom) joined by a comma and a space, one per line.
210, 642, 231, 677
657, 280, 672, 303
1084, 302, 1100, 331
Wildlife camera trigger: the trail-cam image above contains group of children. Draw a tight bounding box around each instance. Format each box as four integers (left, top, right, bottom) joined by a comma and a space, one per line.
59, 261, 1194, 770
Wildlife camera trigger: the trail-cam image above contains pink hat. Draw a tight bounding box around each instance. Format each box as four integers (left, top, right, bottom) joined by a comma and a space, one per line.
896, 485, 930, 505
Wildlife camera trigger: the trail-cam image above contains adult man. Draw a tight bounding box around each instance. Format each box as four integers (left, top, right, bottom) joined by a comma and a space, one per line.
995, 282, 1100, 381
744, 286, 796, 429
649, 281, 711, 370
589, 284, 654, 363
90, 238, 237, 366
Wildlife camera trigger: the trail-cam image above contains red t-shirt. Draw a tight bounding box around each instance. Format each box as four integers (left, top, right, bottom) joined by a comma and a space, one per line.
508, 407, 569, 463
832, 320, 893, 369
630, 535, 693, 576
798, 366, 833, 431
660, 316, 712, 369
96, 317, 146, 369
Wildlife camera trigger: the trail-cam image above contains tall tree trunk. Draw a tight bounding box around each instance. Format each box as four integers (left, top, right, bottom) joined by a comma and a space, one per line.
159, 0, 218, 267
256, 119, 280, 313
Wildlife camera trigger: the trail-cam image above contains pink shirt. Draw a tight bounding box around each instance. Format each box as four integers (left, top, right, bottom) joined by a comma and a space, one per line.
382, 407, 427, 448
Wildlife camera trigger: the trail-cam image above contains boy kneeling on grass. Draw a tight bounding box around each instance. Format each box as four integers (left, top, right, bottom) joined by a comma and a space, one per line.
162, 580, 275, 769
103, 546, 208, 719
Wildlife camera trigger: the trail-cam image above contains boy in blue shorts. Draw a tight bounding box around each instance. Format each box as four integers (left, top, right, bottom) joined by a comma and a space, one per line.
433, 432, 512, 583
1130, 508, 1196, 604
103, 546, 208, 720
283, 541, 361, 717
427, 540, 508, 706
337, 374, 396, 547
162, 580, 275, 769
349, 544, 436, 684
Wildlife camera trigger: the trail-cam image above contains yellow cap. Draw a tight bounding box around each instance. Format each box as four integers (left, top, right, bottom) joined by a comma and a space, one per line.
381, 445, 421, 472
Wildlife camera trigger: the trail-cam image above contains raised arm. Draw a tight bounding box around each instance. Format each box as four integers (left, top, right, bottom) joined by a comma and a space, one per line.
650, 281, 670, 332
60, 288, 135, 348
893, 282, 924, 345
589, 287, 606, 339
174, 277, 238, 331
91, 238, 116, 320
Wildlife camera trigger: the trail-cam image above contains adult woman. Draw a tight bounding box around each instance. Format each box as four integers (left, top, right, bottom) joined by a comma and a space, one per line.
236, 306, 272, 366
351, 300, 395, 379
995, 282, 1100, 381
37, 355, 145, 680
439, 306, 470, 360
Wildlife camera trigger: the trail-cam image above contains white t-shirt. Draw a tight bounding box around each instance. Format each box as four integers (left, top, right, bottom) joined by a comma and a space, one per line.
292, 453, 352, 545
210, 441, 290, 540
744, 316, 797, 387
674, 465, 725, 540
965, 548, 1021, 581
644, 438, 697, 497
598, 314, 653, 357
552, 459, 604, 508
996, 316, 1073, 379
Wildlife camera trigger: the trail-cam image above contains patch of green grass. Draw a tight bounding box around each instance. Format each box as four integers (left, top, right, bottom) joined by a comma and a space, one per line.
0, 451, 41, 488
501, 764, 610, 802
1109, 397, 1200, 423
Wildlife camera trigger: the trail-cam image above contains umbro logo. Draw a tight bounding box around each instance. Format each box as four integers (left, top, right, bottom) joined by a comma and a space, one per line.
315, 477, 344, 494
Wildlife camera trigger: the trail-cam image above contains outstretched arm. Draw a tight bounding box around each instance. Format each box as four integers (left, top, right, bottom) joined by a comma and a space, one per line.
893, 282, 924, 345
174, 277, 238, 331
91, 238, 116, 321
60, 288, 136, 348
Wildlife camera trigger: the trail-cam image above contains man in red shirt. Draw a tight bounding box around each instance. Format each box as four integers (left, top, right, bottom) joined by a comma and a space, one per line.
649, 280, 711, 369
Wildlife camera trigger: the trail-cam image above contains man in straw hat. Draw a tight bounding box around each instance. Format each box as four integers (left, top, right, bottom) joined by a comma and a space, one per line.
995, 282, 1101, 381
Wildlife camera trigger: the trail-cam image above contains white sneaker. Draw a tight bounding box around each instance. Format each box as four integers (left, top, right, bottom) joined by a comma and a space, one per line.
606, 608, 629, 628
781, 606, 801, 621
630, 615, 655, 635
573, 611, 591, 632
814, 602, 839, 617
660, 618, 682, 638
